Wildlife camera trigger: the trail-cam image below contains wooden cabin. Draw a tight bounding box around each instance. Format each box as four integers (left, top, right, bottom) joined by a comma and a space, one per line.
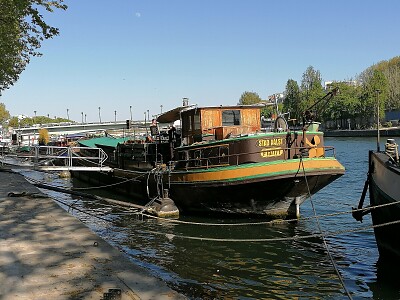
177, 105, 262, 145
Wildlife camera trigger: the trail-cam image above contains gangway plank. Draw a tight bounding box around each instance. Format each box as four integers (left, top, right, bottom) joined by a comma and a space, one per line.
36, 166, 113, 172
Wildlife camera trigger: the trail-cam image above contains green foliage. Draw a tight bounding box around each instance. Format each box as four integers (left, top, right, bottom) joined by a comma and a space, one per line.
238, 91, 262, 105
300, 66, 325, 113
7, 114, 71, 128
283, 79, 301, 122
0, 103, 10, 124
323, 82, 361, 121
365, 56, 400, 111
38, 128, 49, 145
0, 0, 67, 94
282, 66, 325, 124
359, 69, 388, 122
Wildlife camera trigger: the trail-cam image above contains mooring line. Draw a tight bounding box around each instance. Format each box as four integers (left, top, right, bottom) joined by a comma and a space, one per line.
139, 219, 400, 242
34, 186, 400, 243
23, 172, 400, 227
299, 156, 353, 300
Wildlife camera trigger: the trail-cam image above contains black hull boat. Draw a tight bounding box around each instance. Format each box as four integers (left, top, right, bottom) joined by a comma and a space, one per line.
369, 144, 400, 259
73, 92, 344, 218
354, 139, 400, 260
73, 163, 343, 218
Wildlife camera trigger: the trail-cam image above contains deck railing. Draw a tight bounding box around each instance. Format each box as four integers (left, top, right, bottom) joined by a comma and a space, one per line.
174, 145, 337, 170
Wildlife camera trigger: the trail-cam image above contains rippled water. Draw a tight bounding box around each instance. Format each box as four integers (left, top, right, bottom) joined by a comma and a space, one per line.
20, 137, 400, 299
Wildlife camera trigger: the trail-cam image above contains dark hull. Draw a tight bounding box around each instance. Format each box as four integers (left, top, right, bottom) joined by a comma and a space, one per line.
167, 173, 341, 217
369, 151, 400, 260
73, 165, 343, 218
72, 132, 345, 218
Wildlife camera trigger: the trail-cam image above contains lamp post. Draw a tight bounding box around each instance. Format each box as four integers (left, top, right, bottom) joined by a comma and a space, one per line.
114, 110, 117, 123
85, 114, 87, 123
98, 107, 101, 123
376, 89, 381, 152
147, 110, 150, 122
160, 105, 163, 114
144, 111, 148, 135
130, 106, 133, 122
33, 110, 37, 124
81, 112, 84, 124
66, 108, 70, 121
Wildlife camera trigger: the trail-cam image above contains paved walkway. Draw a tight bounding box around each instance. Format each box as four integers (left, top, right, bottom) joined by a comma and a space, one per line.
0, 169, 184, 300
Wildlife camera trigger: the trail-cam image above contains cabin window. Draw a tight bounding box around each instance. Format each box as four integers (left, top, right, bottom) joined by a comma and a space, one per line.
194, 113, 201, 130
222, 110, 241, 126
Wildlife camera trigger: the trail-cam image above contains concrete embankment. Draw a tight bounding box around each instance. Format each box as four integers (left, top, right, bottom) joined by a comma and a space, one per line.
0, 169, 184, 300
324, 127, 400, 137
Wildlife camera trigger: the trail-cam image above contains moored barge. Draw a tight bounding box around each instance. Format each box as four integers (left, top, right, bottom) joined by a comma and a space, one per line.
74, 97, 345, 218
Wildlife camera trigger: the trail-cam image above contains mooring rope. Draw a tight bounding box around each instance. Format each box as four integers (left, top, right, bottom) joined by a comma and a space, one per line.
71, 176, 141, 190
30, 181, 400, 244
299, 156, 353, 300
138, 219, 400, 242
22, 172, 400, 227
21, 172, 145, 191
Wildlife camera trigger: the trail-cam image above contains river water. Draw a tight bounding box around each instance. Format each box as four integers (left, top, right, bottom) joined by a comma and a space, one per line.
20, 137, 400, 299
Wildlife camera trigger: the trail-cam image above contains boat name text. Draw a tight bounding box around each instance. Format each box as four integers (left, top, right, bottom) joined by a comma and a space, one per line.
257, 138, 283, 147
260, 148, 284, 158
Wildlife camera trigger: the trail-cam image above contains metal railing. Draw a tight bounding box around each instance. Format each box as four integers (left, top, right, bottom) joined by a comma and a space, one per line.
174, 145, 337, 170
1, 145, 111, 171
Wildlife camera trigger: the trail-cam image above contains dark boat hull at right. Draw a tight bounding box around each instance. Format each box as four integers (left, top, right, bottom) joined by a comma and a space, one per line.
369, 150, 400, 260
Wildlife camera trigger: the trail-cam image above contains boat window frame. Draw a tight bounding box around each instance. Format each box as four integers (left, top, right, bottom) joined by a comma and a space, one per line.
222, 109, 241, 126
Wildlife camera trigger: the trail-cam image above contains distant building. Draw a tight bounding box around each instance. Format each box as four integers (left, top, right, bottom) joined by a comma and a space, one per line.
324, 80, 359, 90
266, 93, 285, 104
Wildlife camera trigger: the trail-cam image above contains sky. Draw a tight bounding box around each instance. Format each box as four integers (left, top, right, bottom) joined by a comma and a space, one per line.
1, 0, 400, 123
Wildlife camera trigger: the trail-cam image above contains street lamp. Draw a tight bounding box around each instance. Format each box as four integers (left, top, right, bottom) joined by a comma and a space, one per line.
144, 111, 148, 135
66, 108, 70, 121
376, 89, 381, 152
33, 110, 37, 124
147, 110, 150, 122
130, 106, 133, 122
160, 105, 163, 114
114, 110, 117, 123
85, 114, 87, 123
98, 107, 101, 123
81, 112, 84, 124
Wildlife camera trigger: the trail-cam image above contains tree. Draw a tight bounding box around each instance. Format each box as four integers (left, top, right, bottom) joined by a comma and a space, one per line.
359, 69, 389, 124
300, 66, 325, 113
322, 81, 361, 127
0, 103, 10, 124
0, 0, 67, 94
38, 128, 49, 145
238, 91, 262, 105
283, 79, 301, 122
373, 56, 400, 110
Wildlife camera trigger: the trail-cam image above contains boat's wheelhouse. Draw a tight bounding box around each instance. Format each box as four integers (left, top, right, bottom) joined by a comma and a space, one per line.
171, 105, 331, 170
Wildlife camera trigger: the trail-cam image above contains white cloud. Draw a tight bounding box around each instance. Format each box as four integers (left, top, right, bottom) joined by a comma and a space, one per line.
135, 12, 141, 18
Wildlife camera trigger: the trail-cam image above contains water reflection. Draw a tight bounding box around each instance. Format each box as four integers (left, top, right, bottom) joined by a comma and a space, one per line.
368, 258, 400, 299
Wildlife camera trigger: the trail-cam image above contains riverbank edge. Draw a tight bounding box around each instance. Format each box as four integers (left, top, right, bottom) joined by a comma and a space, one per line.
0, 169, 185, 300
324, 127, 400, 137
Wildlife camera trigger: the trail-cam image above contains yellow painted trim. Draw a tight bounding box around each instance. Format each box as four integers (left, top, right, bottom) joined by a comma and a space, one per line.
172, 159, 344, 183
